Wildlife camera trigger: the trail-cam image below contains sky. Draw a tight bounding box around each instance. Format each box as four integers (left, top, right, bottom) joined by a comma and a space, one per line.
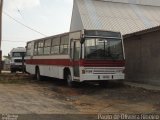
2, 0, 73, 56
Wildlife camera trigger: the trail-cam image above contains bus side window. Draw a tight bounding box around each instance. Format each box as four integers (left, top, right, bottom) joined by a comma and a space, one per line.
60, 35, 69, 54
38, 40, 44, 55
26, 42, 31, 56
44, 39, 51, 55
34, 42, 38, 55
51, 37, 60, 54
74, 41, 80, 60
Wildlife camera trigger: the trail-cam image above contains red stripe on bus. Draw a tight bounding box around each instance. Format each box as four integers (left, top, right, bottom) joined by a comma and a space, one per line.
26, 59, 71, 66
80, 60, 125, 67
26, 59, 125, 67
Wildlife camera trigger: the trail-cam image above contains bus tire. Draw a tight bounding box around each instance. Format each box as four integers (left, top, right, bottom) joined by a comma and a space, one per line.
36, 67, 41, 81
66, 74, 75, 87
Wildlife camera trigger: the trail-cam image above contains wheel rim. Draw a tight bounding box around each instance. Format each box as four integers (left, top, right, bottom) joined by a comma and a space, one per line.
67, 74, 72, 87
36, 70, 40, 80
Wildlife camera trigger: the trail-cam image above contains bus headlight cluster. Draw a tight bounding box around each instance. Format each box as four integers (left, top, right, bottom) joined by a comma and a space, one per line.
82, 69, 93, 74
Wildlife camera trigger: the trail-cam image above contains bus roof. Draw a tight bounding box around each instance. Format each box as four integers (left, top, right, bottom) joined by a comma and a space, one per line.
26, 29, 121, 43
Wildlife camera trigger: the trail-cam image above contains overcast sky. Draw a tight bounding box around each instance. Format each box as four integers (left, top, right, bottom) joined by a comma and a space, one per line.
2, 0, 73, 56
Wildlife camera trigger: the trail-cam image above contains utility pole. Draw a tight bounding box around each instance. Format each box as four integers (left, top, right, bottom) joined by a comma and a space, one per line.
0, 0, 3, 74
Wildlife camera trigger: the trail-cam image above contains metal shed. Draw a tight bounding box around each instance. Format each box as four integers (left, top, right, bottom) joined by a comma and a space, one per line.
124, 26, 160, 86
70, 0, 160, 35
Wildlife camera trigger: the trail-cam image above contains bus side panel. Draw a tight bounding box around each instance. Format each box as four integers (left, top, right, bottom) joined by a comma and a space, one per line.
26, 64, 35, 75
39, 65, 60, 79
38, 65, 73, 80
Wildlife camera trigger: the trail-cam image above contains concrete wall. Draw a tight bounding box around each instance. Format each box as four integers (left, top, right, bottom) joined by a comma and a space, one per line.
124, 29, 160, 86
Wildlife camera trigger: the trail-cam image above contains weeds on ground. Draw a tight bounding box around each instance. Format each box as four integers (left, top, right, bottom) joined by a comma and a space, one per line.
0, 73, 33, 84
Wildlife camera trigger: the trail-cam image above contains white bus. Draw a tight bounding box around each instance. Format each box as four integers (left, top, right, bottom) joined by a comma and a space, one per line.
25, 30, 125, 86
10, 47, 26, 73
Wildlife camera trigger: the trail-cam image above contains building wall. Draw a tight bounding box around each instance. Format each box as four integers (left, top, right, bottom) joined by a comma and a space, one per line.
70, 0, 84, 32
71, 0, 160, 35
124, 29, 160, 86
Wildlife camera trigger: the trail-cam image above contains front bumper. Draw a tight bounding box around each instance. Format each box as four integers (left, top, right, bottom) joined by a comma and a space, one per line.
80, 73, 125, 82
10, 65, 25, 71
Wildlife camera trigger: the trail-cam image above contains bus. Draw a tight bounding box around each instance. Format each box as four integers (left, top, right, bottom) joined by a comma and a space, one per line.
10, 47, 26, 73
25, 30, 125, 87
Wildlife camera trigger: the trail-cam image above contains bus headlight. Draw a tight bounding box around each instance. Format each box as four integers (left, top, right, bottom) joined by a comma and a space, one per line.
82, 70, 85, 74
82, 69, 93, 74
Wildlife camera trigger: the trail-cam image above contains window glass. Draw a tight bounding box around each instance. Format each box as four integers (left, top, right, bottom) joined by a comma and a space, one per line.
61, 35, 69, 45
60, 45, 68, 54
44, 39, 51, 55
52, 37, 60, 46
51, 37, 60, 54
38, 41, 44, 48
38, 40, 44, 55
74, 42, 80, 60
60, 35, 69, 54
44, 47, 50, 55
45, 39, 51, 47
13, 52, 25, 57
26, 42, 31, 56
34, 42, 38, 55
51, 46, 59, 54
85, 38, 124, 60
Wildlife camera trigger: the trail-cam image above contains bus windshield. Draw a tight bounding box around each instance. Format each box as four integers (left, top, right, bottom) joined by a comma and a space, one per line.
84, 38, 124, 60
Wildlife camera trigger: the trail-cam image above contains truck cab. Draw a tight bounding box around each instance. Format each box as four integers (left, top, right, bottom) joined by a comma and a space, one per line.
10, 47, 26, 73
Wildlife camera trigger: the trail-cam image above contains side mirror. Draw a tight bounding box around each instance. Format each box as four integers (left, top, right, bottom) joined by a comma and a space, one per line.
80, 37, 85, 44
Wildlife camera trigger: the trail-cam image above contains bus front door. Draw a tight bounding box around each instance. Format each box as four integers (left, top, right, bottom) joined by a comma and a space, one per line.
71, 40, 80, 79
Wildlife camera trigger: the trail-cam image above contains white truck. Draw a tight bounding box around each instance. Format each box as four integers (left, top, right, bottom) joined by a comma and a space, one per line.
10, 47, 26, 73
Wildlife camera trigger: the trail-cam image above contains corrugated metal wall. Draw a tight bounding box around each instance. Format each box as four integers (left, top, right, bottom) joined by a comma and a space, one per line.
101, 0, 160, 6
71, 0, 160, 35
124, 29, 160, 86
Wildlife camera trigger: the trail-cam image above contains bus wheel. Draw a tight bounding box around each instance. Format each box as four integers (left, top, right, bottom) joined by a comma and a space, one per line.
36, 68, 41, 81
66, 74, 75, 87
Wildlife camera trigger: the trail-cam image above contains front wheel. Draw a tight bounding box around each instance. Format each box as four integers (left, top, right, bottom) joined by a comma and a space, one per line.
66, 74, 75, 87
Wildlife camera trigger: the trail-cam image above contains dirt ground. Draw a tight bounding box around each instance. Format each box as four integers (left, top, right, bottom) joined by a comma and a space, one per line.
0, 73, 159, 117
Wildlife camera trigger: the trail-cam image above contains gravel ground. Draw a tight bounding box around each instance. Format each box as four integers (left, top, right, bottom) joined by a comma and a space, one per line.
0, 73, 159, 119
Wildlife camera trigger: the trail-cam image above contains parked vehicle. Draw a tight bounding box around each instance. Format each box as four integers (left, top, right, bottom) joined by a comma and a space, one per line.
10, 47, 26, 73
25, 29, 125, 86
